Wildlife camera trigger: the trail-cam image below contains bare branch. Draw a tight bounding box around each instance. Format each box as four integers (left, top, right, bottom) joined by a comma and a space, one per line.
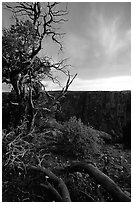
29, 166, 71, 202
2, 78, 11, 84
46, 72, 77, 108
2, 2, 72, 130
57, 161, 131, 202
2, 56, 9, 67
4, 2, 68, 52
29, 40, 42, 60
40, 182, 62, 201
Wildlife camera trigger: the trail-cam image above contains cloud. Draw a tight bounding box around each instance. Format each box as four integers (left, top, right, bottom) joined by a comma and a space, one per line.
64, 33, 90, 67
70, 76, 131, 91
42, 75, 131, 91
64, 3, 131, 82
86, 7, 131, 61
97, 15, 131, 61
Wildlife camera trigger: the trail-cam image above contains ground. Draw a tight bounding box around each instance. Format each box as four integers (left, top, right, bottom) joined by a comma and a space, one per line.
2, 127, 131, 202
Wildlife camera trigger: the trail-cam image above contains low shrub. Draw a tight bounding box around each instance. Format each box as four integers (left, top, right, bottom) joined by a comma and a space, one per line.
58, 116, 104, 158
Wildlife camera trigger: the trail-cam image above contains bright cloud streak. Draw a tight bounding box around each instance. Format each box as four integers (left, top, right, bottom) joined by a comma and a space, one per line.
64, 2, 131, 83
2, 75, 131, 92
98, 15, 131, 61
69, 76, 131, 91
42, 76, 131, 91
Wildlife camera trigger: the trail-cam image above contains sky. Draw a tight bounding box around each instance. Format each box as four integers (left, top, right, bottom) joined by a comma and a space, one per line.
2, 1, 131, 91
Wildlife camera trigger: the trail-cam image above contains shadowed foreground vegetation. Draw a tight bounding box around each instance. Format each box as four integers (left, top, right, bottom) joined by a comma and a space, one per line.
3, 115, 131, 202
2, 2, 131, 201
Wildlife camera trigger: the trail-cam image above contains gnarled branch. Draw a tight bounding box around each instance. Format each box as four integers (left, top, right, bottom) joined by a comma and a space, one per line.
29, 166, 71, 202
40, 182, 62, 202
56, 161, 131, 202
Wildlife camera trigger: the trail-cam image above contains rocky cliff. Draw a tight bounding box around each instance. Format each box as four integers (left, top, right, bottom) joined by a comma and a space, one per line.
2, 91, 131, 142
59, 91, 131, 140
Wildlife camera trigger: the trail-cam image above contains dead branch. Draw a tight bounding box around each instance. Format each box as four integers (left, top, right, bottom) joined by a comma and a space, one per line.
54, 72, 77, 101
4, 2, 68, 52
29, 166, 71, 202
56, 161, 131, 202
2, 78, 11, 84
45, 72, 77, 109
40, 182, 62, 201
79, 190, 95, 202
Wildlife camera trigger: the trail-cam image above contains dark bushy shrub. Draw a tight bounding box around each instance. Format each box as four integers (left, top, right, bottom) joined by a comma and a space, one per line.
123, 121, 131, 149
58, 116, 104, 158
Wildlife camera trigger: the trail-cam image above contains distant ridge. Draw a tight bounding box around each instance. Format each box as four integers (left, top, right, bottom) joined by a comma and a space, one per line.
2, 90, 131, 95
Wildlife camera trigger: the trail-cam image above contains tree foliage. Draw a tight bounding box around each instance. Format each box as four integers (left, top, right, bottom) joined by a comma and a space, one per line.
2, 2, 76, 130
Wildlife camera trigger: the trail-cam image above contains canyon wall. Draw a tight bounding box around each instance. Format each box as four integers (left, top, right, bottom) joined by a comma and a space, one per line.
3, 91, 131, 141
59, 91, 131, 139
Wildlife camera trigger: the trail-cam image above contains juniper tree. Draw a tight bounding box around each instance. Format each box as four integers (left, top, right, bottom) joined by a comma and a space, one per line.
2, 2, 76, 131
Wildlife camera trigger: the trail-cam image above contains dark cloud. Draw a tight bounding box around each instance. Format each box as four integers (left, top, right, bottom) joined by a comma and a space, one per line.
2, 2, 131, 91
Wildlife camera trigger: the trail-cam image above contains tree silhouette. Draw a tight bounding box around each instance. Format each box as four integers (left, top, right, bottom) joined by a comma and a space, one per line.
2, 2, 76, 131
